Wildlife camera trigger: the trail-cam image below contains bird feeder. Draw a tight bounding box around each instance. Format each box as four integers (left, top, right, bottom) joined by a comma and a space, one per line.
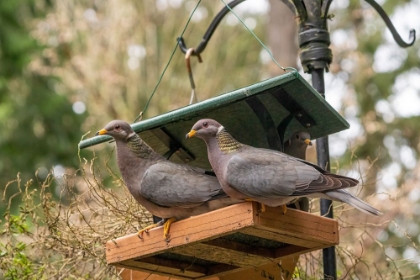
79, 71, 348, 279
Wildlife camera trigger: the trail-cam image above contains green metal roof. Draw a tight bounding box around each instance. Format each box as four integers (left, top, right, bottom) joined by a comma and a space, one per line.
79, 71, 349, 169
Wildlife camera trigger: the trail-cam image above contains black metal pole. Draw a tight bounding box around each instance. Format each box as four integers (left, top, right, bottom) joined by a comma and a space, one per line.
291, 0, 336, 276
311, 68, 336, 279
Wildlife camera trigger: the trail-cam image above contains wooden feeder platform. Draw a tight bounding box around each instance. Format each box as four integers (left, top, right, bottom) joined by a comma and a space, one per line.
107, 202, 338, 279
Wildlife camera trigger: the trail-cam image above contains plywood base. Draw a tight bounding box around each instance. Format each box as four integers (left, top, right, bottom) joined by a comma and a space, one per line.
118, 257, 297, 280
107, 202, 338, 279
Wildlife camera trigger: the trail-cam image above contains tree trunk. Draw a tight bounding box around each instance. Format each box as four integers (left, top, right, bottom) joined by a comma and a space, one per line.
267, 0, 299, 72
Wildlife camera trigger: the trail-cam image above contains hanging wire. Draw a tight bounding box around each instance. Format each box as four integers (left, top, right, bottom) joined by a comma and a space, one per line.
133, 0, 203, 123
220, 0, 286, 72
185, 48, 202, 104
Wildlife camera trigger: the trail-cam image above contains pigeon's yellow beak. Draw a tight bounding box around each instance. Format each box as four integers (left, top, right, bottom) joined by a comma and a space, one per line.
304, 139, 312, 146
186, 130, 196, 139
96, 129, 108, 136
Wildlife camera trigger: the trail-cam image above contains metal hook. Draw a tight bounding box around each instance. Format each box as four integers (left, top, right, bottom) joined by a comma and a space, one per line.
365, 0, 415, 48
177, 0, 246, 56
185, 48, 202, 104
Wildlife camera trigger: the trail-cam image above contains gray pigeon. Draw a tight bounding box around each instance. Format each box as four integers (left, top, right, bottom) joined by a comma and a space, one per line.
96, 120, 242, 239
283, 132, 313, 211
186, 119, 382, 216
284, 131, 312, 160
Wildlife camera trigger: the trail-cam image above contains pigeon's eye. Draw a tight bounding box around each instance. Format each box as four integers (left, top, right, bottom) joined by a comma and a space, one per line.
115, 125, 121, 130
295, 134, 300, 139
203, 122, 208, 128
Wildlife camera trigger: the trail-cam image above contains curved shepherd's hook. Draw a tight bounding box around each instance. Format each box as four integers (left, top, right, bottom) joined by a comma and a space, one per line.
177, 0, 246, 56
365, 0, 415, 47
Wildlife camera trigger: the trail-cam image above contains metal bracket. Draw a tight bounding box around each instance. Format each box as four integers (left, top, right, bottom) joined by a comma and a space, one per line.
271, 89, 316, 128
246, 97, 282, 151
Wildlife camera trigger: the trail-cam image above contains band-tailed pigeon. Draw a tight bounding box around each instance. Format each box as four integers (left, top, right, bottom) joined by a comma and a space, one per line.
284, 131, 312, 160
283, 132, 313, 211
96, 120, 242, 239
186, 119, 382, 216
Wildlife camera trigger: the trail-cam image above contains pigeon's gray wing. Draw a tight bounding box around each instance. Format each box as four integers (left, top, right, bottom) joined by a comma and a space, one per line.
225, 148, 320, 198
290, 157, 359, 193
188, 165, 217, 177
140, 161, 225, 208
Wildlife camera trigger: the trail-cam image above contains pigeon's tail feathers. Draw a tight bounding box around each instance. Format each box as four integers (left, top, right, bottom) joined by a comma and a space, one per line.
327, 174, 359, 188
325, 189, 382, 216
297, 159, 359, 189
300, 174, 358, 195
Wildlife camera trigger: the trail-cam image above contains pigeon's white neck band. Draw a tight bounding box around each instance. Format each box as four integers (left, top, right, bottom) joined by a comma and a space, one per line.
127, 132, 137, 139
217, 125, 225, 134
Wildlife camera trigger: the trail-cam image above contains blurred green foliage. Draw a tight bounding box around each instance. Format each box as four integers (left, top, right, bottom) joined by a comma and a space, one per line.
331, 0, 420, 176
0, 216, 37, 279
0, 0, 86, 214
329, 1, 420, 275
